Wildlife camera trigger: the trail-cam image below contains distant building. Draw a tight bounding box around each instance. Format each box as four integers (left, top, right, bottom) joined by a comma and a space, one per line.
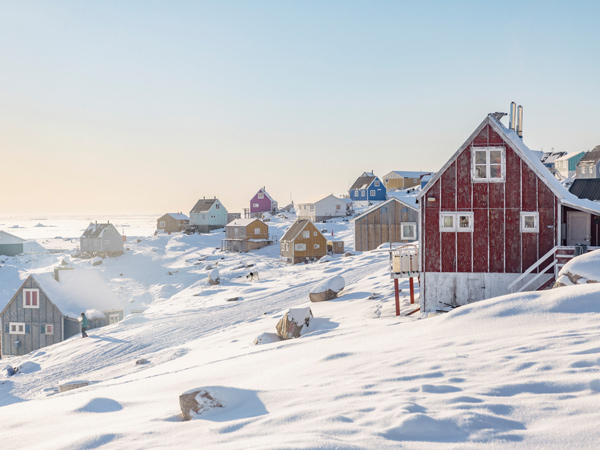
569, 178, 600, 201
227, 213, 242, 224
349, 172, 386, 204
540, 151, 567, 170
189, 198, 228, 232
1, 270, 123, 357
382, 171, 431, 190
554, 151, 586, 179
576, 146, 600, 179
222, 218, 272, 252
80, 222, 124, 255
0, 231, 47, 257
157, 213, 190, 233
280, 219, 327, 264
249, 187, 278, 218
297, 194, 348, 222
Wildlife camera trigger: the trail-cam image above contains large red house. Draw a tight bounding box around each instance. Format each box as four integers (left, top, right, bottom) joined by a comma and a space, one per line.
418, 108, 600, 312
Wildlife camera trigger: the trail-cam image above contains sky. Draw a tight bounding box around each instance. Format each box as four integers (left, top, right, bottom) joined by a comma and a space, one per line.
1, 0, 599, 215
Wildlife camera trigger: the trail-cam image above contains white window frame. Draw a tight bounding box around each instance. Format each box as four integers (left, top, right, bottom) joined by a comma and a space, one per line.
303, 230, 310, 238
355, 189, 359, 196
439, 212, 474, 232
295, 243, 306, 251
216, 204, 220, 209
370, 190, 376, 196
520, 212, 539, 233
10, 322, 26, 334
258, 192, 264, 199
374, 180, 380, 187
313, 231, 317, 236
254, 227, 261, 235
23, 288, 40, 309
361, 190, 366, 197
253, 203, 259, 208
401, 222, 417, 240
472, 146, 506, 182
159, 220, 166, 228
314, 244, 320, 249
43, 324, 54, 335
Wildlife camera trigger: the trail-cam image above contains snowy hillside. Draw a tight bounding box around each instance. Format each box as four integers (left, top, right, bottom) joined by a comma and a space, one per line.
1, 215, 600, 449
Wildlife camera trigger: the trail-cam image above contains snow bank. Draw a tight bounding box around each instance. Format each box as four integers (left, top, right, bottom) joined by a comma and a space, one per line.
555, 249, 600, 287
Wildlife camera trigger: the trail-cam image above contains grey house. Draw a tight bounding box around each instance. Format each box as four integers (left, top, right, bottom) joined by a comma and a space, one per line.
1, 270, 124, 357
0, 231, 25, 256
80, 222, 124, 255
576, 145, 600, 179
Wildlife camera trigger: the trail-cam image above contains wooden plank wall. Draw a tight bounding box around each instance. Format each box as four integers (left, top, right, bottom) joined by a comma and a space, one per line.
422, 124, 558, 274
354, 201, 418, 251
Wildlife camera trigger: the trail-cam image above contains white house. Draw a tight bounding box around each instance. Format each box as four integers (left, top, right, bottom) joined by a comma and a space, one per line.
189, 197, 228, 232
296, 194, 348, 222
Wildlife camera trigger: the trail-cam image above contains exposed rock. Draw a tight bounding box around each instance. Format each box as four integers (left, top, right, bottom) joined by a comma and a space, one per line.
343, 252, 354, 257
276, 307, 313, 340
59, 381, 89, 393
179, 389, 223, 420
226, 297, 241, 302
309, 276, 345, 302
92, 257, 103, 266
208, 269, 220, 285
136, 358, 150, 365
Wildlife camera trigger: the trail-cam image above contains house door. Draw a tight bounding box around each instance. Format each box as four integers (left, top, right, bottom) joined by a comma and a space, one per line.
567, 211, 591, 245
467, 276, 485, 303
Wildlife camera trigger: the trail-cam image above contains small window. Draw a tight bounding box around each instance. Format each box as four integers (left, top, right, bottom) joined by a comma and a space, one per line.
440, 212, 473, 232
253, 203, 259, 208
104, 240, 110, 244
314, 244, 320, 249
310, 205, 315, 211
285, 242, 289, 251
24, 289, 39, 308
374, 180, 380, 187
336, 204, 340, 210
295, 243, 306, 251
520, 212, 539, 233
313, 231, 317, 236
159, 221, 166, 228
43, 324, 54, 335
10, 322, 26, 334
361, 190, 366, 197
370, 190, 376, 196
440, 214, 455, 232
258, 193, 264, 199
355, 189, 359, 196
216, 204, 220, 209
472, 147, 505, 182
254, 227, 261, 235
303, 230, 310, 238
401, 223, 417, 240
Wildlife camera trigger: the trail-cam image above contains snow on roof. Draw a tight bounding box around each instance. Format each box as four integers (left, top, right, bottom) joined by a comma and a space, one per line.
388, 171, 431, 179
81, 223, 119, 239
190, 198, 218, 213
385, 191, 419, 209
281, 219, 311, 241
227, 218, 263, 227
298, 194, 342, 205
167, 213, 189, 221
541, 151, 567, 164
33, 270, 123, 318
353, 196, 418, 222
255, 187, 276, 203
350, 173, 377, 190
0, 230, 26, 244
554, 151, 585, 163
579, 146, 600, 164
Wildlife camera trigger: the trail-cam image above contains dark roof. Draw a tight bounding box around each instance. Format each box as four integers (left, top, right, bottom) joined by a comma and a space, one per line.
569, 179, 600, 201
350, 173, 376, 190
578, 146, 600, 164
190, 198, 217, 213
81, 223, 118, 238
281, 219, 310, 241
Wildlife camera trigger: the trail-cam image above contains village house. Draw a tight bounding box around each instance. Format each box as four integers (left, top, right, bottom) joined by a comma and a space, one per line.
280, 219, 327, 264
189, 197, 228, 232
297, 194, 349, 222
348, 172, 386, 205
1, 270, 123, 357
0, 231, 47, 257
353, 197, 419, 251
227, 212, 242, 223
418, 104, 600, 313
575, 145, 600, 179
156, 213, 190, 233
554, 151, 586, 179
247, 187, 278, 218
221, 218, 272, 252
80, 222, 124, 255
382, 171, 431, 190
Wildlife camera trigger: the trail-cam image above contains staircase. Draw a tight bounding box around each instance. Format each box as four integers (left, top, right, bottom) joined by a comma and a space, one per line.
508, 246, 577, 294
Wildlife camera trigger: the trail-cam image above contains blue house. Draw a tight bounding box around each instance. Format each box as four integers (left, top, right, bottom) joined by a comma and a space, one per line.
349, 172, 387, 203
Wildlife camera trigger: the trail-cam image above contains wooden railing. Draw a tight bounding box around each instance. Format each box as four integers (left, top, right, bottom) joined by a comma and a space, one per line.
508, 246, 576, 294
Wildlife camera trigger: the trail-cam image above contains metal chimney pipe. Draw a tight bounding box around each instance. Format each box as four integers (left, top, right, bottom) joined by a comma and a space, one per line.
517, 105, 523, 138
509, 102, 516, 130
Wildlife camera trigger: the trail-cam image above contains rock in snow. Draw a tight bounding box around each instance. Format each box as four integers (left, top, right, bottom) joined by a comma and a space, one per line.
554, 249, 600, 288
275, 307, 313, 339
309, 276, 345, 302
208, 269, 220, 285
179, 389, 223, 420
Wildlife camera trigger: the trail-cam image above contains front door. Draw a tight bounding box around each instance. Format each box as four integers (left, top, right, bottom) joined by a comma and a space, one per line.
567, 211, 591, 245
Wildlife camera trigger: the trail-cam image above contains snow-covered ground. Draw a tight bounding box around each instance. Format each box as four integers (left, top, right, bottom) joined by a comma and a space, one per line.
1, 215, 600, 449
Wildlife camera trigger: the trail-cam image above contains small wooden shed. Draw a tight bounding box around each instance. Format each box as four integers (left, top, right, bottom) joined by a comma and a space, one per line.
353, 197, 419, 251
280, 220, 327, 264
222, 218, 272, 252
327, 240, 345, 254
157, 213, 190, 233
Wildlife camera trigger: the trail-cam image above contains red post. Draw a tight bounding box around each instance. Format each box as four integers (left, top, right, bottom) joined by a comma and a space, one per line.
394, 278, 400, 316
409, 277, 415, 304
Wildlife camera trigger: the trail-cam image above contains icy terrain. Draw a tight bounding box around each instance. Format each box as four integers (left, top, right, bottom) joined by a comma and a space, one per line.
1, 215, 600, 449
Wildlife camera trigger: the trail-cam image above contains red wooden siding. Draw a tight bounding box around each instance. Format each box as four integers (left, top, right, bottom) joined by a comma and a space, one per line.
424, 180, 441, 272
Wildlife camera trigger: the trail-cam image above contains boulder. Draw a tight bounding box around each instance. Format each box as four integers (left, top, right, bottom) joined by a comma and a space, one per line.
254, 332, 282, 345
276, 307, 313, 340
179, 389, 223, 420
59, 380, 89, 393
309, 276, 345, 302
92, 257, 103, 266
135, 358, 150, 365
343, 252, 354, 257
208, 269, 220, 285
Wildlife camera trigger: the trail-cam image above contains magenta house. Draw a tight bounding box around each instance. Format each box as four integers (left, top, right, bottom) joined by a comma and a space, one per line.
249, 187, 278, 218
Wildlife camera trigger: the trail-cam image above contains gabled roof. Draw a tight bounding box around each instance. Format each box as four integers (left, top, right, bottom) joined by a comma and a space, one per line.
350, 172, 378, 190
554, 151, 585, 163
81, 223, 119, 239
0, 230, 25, 245
385, 171, 431, 179
227, 218, 264, 227
166, 213, 189, 221
578, 146, 600, 164
190, 198, 217, 213
569, 179, 600, 201
353, 197, 418, 222
298, 194, 343, 205
541, 151, 567, 164
281, 219, 312, 241
255, 187, 276, 203
418, 113, 600, 216
1, 270, 123, 319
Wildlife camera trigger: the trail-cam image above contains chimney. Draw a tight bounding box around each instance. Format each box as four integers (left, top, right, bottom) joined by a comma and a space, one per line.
508, 102, 517, 131
517, 105, 523, 138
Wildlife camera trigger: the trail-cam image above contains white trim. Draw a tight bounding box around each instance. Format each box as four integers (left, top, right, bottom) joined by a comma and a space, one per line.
440, 213, 455, 232
294, 243, 306, 251
520, 212, 539, 233
439, 212, 473, 232
472, 146, 506, 182
401, 222, 417, 240
302, 230, 310, 238
43, 323, 54, 335
23, 288, 40, 309
10, 322, 26, 334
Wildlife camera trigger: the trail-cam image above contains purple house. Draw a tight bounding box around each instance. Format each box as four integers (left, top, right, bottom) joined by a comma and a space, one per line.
248, 187, 278, 218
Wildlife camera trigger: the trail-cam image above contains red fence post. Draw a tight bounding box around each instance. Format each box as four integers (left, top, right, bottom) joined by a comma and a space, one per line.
394, 278, 400, 316
409, 277, 415, 304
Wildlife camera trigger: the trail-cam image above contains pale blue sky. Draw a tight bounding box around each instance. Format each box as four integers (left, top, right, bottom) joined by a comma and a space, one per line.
1, 1, 598, 214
